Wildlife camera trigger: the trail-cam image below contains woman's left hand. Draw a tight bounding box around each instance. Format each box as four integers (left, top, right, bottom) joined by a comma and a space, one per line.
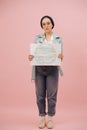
58, 53, 64, 61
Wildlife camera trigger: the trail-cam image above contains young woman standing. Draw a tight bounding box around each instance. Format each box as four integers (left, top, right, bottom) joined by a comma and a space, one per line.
28, 15, 63, 129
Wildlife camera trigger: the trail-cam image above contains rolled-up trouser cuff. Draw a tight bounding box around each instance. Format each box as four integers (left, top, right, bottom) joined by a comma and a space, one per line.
47, 112, 55, 116
39, 112, 47, 116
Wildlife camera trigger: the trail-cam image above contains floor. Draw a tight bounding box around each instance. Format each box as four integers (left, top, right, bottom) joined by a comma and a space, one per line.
0, 106, 87, 130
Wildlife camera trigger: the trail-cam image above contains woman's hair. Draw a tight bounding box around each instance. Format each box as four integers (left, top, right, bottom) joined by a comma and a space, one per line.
40, 15, 55, 29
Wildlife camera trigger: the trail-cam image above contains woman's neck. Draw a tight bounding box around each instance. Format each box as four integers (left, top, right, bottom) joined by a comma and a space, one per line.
45, 32, 53, 41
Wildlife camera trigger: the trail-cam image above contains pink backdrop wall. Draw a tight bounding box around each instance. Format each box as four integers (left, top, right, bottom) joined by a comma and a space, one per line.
0, 0, 87, 128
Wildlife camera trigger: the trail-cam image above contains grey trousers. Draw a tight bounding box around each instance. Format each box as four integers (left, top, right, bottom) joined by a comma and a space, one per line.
35, 66, 59, 116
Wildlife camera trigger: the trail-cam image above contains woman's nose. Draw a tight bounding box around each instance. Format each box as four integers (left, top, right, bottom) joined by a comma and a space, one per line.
45, 24, 48, 27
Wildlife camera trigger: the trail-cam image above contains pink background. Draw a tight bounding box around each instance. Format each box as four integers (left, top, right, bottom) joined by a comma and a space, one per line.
0, 0, 87, 130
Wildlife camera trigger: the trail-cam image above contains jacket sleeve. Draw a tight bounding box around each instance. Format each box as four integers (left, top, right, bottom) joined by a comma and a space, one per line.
59, 37, 63, 54
34, 36, 38, 43
34, 35, 40, 43
31, 35, 39, 80
60, 37, 63, 76
57, 37, 64, 76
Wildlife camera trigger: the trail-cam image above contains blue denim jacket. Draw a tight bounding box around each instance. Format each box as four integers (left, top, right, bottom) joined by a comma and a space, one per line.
31, 33, 63, 80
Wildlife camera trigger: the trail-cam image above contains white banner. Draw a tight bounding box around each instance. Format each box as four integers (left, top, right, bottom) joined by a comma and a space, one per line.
30, 43, 62, 66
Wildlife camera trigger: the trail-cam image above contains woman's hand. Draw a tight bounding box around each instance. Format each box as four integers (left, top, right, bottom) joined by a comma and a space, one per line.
28, 55, 34, 61
58, 53, 64, 61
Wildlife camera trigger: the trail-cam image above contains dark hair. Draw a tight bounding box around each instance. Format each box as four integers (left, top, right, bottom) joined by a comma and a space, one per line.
40, 15, 55, 29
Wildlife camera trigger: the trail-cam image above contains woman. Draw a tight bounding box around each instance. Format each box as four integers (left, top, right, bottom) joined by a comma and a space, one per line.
28, 15, 63, 129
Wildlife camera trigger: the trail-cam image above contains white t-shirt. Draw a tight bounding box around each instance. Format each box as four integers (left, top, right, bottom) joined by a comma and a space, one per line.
44, 35, 53, 44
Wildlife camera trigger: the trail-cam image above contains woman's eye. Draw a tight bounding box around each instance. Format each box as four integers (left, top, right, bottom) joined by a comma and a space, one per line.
47, 22, 50, 25
42, 22, 51, 26
42, 23, 46, 26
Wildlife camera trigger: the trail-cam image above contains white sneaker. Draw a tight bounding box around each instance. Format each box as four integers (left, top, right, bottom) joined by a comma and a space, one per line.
46, 116, 54, 129
38, 116, 46, 129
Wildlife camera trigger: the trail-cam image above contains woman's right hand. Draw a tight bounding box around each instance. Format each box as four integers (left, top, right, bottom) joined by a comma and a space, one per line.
28, 55, 34, 61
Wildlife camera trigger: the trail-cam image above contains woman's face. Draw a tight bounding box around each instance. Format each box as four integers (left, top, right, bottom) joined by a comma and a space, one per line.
41, 18, 53, 33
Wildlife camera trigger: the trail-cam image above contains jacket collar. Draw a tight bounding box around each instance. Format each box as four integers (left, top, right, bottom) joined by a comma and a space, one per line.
37, 32, 60, 43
